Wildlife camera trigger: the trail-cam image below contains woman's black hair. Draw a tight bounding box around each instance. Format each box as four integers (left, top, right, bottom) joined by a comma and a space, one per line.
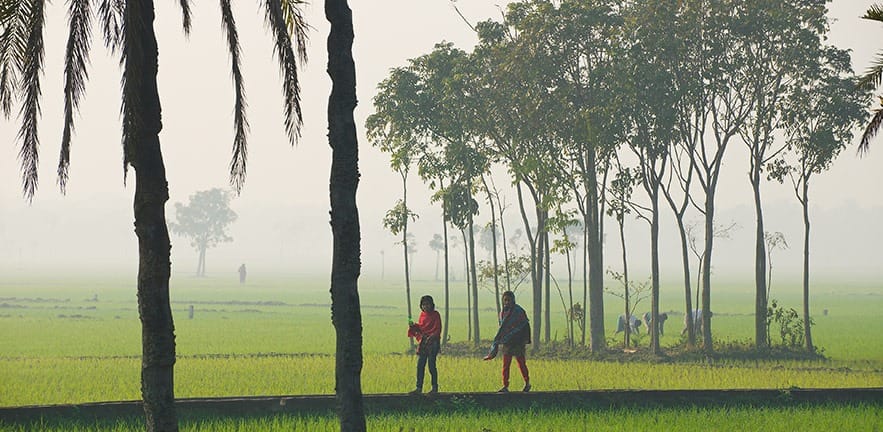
502, 291, 515, 301
420, 295, 435, 307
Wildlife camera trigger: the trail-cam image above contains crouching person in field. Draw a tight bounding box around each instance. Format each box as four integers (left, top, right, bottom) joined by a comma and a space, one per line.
408, 295, 442, 395
615, 314, 642, 334
642, 312, 668, 336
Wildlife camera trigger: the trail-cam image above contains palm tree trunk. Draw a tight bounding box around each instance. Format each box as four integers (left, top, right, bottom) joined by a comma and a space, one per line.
326, 0, 366, 429
125, 1, 177, 430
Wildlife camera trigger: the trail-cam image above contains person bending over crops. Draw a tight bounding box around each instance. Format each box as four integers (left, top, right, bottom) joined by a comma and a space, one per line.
408, 295, 442, 395
483, 291, 531, 393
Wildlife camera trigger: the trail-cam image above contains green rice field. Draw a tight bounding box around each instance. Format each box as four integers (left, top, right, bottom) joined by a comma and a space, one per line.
1, 272, 881, 430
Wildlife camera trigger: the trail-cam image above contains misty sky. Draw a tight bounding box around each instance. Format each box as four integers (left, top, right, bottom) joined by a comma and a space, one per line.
1, 1, 882, 283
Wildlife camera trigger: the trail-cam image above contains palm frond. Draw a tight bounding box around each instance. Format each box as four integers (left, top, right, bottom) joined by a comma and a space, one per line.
863, 4, 883, 22
859, 100, 883, 156
17, 0, 46, 201
120, 0, 147, 180
97, 0, 123, 54
219, 0, 250, 192
262, 0, 303, 146
178, 0, 191, 36
58, 0, 94, 193
0, 0, 29, 118
858, 53, 883, 92
280, 0, 310, 64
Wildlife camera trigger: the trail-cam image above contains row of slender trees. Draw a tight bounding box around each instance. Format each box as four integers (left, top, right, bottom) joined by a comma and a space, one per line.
368, 0, 875, 359
2, 0, 366, 430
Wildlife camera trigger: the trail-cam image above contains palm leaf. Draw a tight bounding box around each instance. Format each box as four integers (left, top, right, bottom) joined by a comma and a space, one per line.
863, 4, 883, 22
261, 0, 303, 146
17, 0, 45, 201
0, 0, 29, 118
280, 0, 310, 64
179, 0, 192, 36
219, 0, 250, 192
97, 0, 123, 54
58, 0, 93, 193
859, 100, 883, 155
857, 54, 883, 92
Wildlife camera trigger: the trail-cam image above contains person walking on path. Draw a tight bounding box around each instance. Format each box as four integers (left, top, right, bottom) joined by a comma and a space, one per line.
483, 290, 531, 392
408, 295, 442, 395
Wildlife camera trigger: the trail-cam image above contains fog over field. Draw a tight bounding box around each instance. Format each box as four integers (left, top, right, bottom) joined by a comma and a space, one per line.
1, 1, 882, 286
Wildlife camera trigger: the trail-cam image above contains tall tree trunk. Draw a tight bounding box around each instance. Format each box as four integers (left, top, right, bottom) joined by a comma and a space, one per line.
402, 178, 414, 350
543, 226, 551, 343
619, 218, 630, 349
649, 191, 661, 355
482, 177, 501, 317
126, 1, 177, 430
326, 1, 366, 429
586, 151, 605, 352
801, 180, 814, 352
582, 212, 588, 346
751, 169, 768, 349
702, 194, 715, 354
565, 246, 574, 347
676, 216, 695, 346
467, 204, 480, 345
463, 230, 471, 341
442, 199, 450, 347
515, 181, 541, 350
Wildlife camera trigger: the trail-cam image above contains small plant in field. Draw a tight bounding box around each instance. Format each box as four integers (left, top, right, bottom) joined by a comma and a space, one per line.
767, 299, 811, 349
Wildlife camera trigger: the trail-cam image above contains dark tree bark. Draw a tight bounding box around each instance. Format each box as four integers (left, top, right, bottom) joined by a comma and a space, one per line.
586, 151, 606, 353
751, 168, 769, 349
126, 1, 178, 430
326, 1, 366, 430
800, 181, 814, 353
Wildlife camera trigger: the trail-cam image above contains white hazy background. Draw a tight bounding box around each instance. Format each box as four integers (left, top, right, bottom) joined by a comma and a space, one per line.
1, 1, 882, 285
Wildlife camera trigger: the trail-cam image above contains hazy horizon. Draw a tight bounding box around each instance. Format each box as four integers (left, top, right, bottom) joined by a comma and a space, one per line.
2, 1, 882, 288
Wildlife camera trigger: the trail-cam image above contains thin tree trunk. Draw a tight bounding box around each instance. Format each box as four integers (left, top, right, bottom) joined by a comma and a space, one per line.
467, 202, 480, 345
515, 181, 541, 350
126, 1, 177, 429
650, 192, 661, 355
482, 176, 501, 317
402, 177, 414, 350
463, 230, 471, 341
702, 195, 715, 354
801, 180, 814, 352
326, 1, 366, 429
676, 216, 695, 346
586, 151, 605, 352
442, 198, 450, 347
566, 246, 573, 347
619, 218, 630, 349
543, 226, 551, 343
751, 170, 768, 349
582, 211, 588, 346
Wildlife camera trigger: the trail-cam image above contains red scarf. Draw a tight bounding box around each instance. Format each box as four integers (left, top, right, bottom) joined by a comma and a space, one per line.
408, 310, 442, 342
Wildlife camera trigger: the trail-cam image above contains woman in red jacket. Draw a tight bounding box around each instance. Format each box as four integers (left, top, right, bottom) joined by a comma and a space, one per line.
407, 295, 442, 395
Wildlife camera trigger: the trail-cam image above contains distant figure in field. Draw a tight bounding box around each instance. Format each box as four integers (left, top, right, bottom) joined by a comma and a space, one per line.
615, 314, 642, 335
483, 290, 531, 393
682, 309, 711, 336
238, 263, 247, 284
642, 312, 669, 336
407, 295, 442, 395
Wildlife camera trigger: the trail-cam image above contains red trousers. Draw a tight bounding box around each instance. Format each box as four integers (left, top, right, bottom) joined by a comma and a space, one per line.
502, 354, 529, 387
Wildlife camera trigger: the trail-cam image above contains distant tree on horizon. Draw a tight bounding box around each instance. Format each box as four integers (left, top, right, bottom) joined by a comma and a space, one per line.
169, 188, 238, 277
